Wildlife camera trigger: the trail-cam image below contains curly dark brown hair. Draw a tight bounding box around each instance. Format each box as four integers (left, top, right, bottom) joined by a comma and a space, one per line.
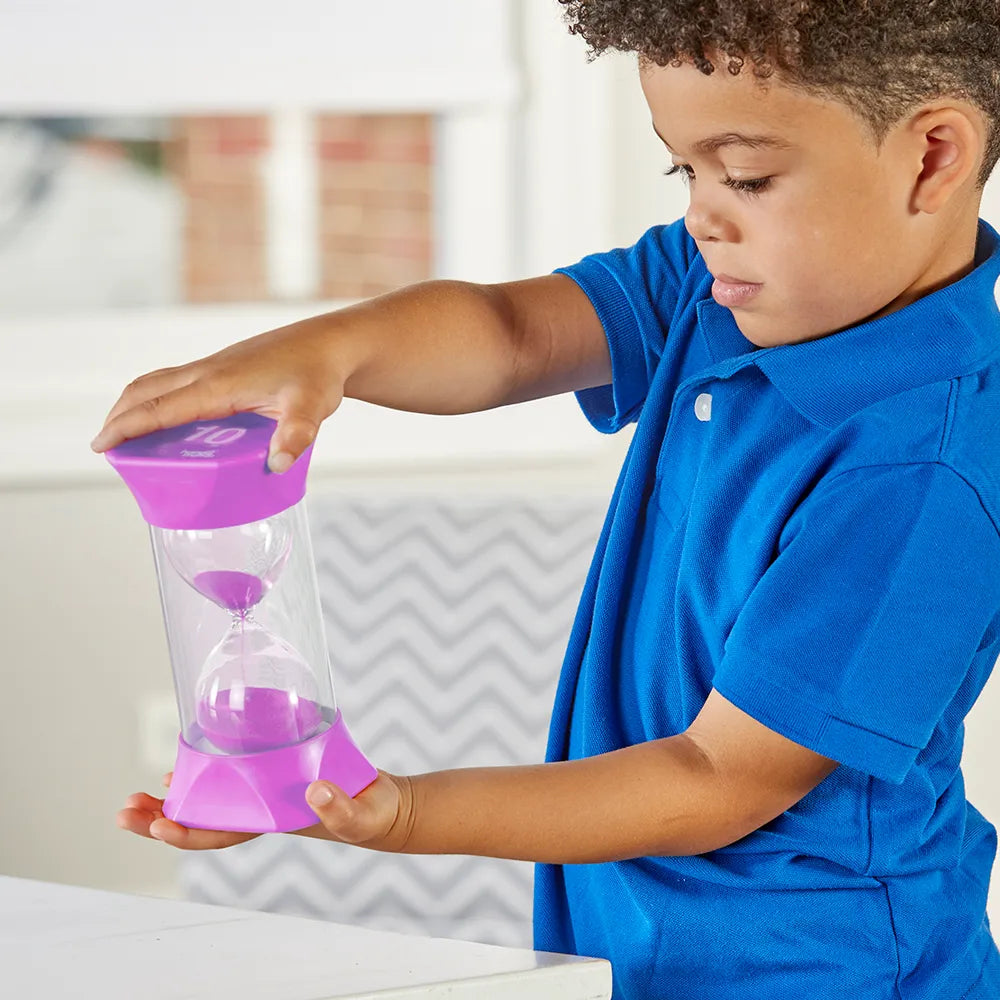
558, 1, 1000, 188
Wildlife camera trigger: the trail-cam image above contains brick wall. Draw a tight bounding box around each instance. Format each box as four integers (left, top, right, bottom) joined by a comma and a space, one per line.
316, 114, 434, 300
173, 113, 434, 304
172, 115, 270, 303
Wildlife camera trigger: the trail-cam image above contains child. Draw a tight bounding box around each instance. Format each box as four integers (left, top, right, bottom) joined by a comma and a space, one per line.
95, 3, 1000, 997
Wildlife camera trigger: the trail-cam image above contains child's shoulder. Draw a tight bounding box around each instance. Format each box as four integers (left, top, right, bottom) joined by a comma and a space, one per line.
816, 363, 1000, 538
586, 217, 707, 291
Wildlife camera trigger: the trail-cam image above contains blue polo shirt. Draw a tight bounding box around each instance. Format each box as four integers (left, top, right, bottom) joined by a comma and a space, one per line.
534, 217, 1000, 999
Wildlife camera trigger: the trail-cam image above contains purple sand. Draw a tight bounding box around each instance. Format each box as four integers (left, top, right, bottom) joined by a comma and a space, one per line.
193, 570, 265, 612
196, 685, 325, 753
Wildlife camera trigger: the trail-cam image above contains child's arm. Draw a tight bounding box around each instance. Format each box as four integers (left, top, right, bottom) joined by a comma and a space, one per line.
327, 690, 838, 863
120, 690, 838, 861
90, 275, 610, 463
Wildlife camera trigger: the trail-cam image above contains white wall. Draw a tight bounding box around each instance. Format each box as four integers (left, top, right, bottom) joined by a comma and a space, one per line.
0, 1, 518, 113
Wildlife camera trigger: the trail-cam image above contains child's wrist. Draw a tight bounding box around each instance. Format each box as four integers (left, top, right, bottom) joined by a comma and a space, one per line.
382, 773, 419, 853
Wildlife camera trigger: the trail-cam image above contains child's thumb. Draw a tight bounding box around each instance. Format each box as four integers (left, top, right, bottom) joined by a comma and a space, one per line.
267, 413, 321, 474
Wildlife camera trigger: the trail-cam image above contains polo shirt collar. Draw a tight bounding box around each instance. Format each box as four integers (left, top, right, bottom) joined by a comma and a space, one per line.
698, 218, 1000, 428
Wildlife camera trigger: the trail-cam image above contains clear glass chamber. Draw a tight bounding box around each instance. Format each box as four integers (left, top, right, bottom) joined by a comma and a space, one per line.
150, 499, 338, 755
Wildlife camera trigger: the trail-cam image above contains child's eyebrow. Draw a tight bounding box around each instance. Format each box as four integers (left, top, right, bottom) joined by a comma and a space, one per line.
653, 124, 795, 155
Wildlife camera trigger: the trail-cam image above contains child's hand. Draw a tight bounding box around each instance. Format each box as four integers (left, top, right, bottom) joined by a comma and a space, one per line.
115, 772, 262, 850
303, 771, 415, 852
116, 770, 416, 852
90, 317, 353, 471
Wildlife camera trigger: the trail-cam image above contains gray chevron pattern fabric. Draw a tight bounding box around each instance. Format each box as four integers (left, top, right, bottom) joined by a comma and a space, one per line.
178, 490, 606, 947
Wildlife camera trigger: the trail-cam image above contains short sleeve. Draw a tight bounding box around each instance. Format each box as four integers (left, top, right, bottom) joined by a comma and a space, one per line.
713, 462, 1000, 784
554, 217, 696, 434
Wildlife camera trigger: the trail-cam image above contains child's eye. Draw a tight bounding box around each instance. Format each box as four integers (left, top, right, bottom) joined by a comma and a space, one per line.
663, 163, 773, 198
726, 176, 773, 196
664, 164, 694, 183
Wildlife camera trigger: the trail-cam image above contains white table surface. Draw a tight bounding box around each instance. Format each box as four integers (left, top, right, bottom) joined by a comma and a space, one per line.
0, 876, 612, 999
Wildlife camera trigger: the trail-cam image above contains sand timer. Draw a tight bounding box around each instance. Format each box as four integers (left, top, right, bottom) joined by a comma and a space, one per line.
106, 412, 376, 832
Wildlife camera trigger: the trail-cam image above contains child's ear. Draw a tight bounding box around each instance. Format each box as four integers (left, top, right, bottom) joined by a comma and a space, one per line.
908, 103, 985, 213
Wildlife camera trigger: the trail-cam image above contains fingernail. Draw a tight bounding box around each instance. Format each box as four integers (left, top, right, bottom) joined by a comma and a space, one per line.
269, 451, 294, 474
308, 783, 334, 807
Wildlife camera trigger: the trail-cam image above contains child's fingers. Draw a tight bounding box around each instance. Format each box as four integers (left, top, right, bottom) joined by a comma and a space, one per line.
90, 386, 196, 452
305, 777, 398, 847
116, 806, 161, 840
118, 798, 259, 851
147, 817, 258, 851
267, 410, 324, 473
124, 791, 165, 812
90, 378, 229, 453
100, 366, 192, 428
305, 781, 361, 842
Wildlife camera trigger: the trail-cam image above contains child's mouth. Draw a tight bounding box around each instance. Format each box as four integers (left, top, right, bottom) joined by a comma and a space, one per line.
712, 276, 763, 308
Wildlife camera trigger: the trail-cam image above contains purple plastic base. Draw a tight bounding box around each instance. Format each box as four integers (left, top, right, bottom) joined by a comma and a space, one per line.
163, 710, 378, 833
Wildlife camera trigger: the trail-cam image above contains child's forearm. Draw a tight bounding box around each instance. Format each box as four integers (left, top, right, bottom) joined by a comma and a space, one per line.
316, 280, 521, 416
314, 275, 608, 416
398, 736, 749, 864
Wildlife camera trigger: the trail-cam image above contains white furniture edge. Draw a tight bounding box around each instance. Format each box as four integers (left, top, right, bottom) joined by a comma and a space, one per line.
0, 875, 613, 1000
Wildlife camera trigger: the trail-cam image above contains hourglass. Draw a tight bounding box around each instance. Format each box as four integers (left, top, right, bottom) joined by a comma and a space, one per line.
106, 413, 377, 832
162, 512, 327, 755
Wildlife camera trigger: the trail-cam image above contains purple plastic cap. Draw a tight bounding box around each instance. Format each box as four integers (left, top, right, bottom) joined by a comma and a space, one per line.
105, 413, 314, 529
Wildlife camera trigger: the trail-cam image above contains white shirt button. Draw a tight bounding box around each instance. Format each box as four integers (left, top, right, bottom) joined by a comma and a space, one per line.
694, 392, 713, 421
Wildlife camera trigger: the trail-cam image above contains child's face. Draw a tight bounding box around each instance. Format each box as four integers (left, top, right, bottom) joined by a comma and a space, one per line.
640, 57, 960, 348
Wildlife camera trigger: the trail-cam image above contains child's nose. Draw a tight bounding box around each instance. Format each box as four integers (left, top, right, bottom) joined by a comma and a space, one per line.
685, 202, 729, 243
